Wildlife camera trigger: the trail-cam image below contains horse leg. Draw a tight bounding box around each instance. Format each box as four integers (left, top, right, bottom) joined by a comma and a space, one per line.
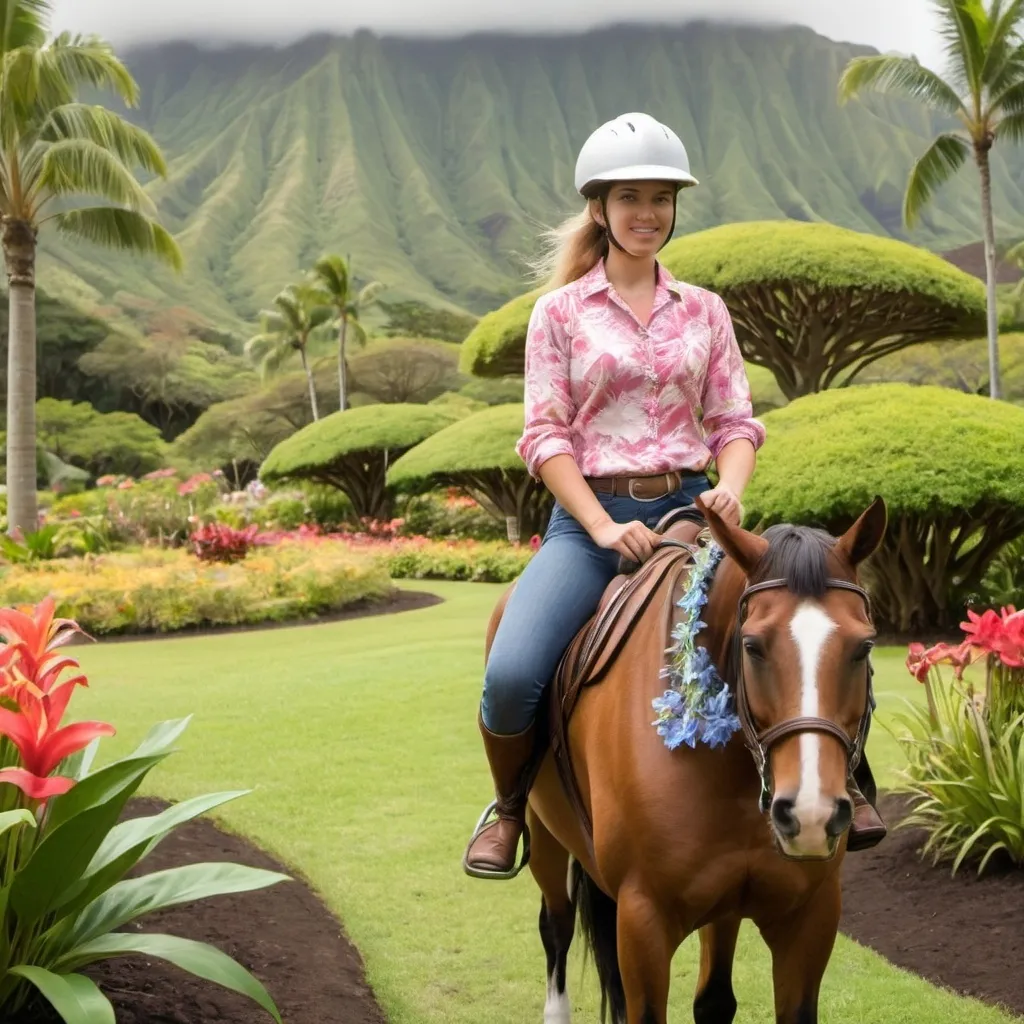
616, 887, 678, 1024
527, 806, 575, 1023
693, 915, 740, 1024
758, 880, 842, 1024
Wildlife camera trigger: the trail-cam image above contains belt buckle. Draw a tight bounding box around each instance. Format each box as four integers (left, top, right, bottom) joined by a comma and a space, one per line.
628, 474, 669, 502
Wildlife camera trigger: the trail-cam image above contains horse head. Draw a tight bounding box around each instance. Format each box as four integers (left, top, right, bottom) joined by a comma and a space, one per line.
697, 495, 888, 860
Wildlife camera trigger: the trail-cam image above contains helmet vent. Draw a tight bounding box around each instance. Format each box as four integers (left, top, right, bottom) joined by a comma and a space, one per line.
626, 121, 636, 131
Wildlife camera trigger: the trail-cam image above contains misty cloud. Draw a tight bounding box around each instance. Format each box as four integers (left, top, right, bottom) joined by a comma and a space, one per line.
50, 0, 945, 70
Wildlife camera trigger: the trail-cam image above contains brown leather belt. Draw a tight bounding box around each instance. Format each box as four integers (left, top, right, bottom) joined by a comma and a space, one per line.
585, 470, 696, 501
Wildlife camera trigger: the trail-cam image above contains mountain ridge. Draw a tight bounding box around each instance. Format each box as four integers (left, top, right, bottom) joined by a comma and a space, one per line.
35, 21, 1024, 332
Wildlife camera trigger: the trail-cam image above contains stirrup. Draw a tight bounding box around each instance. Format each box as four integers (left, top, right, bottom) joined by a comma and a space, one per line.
461, 799, 532, 880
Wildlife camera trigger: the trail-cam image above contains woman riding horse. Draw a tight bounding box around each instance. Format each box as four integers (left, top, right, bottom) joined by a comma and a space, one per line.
462, 111, 886, 880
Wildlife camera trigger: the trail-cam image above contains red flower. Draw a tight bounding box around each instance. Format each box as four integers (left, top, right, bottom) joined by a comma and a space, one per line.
961, 605, 1024, 668
961, 608, 1005, 653
999, 608, 1024, 668
0, 599, 113, 802
529, 534, 541, 552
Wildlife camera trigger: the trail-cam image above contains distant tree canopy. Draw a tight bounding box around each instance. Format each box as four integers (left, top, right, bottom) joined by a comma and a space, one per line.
0, 291, 109, 410
387, 403, 552, 538
857, 332, 1024, 403
741, 383, 1024, 633
259, 404, 458, 520
460, 223, 987, 400
35, 398, 167, 479
661, 221, 987, 398
379, 299, 479, 343
77, 331, 257, 438
348, 338, 464, 404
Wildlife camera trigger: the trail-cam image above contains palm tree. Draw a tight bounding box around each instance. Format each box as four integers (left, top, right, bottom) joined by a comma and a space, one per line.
245, 283, 332, 421
310, 254, 383, 411
0, 0, 182, 535
838, 0, 1024, 401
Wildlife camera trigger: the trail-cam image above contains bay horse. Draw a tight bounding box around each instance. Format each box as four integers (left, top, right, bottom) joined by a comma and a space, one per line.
482, 495, 887, 1023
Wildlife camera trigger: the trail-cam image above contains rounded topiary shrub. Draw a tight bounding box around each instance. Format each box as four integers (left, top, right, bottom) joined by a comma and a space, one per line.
387, 402, 552, 539
260, 404, 458, 521
742, 383, 1024, 633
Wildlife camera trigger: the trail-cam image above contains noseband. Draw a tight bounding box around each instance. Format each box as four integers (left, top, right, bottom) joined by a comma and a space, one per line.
732, 577, 876, 813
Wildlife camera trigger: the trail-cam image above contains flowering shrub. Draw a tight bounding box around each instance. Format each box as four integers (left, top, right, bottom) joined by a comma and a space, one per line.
395, 488, 506, 542
895, 604, 1024, 874
0, 544, 392, 636
0, 599, 286, 1021
190, 522, 260, 563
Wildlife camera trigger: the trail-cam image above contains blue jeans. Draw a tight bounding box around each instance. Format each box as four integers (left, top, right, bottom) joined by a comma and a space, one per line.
479, 472, 711, 735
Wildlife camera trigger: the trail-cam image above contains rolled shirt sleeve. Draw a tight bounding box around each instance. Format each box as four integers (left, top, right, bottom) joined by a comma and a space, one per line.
515, 293, 577, 480
700, 294, 767, 458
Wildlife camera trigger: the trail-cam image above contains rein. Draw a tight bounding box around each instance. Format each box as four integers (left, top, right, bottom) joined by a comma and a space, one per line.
731, 576, 876, 812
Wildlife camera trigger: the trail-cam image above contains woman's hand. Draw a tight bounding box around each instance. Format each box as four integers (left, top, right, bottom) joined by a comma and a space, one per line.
589, 518, 661, 564
698, 484, 744, 526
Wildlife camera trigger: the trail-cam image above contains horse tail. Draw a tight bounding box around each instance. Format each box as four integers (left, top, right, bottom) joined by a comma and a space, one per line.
570, 859, 625, 1023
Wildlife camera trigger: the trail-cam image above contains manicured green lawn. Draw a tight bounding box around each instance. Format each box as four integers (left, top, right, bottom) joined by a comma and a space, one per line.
68, 581, 1018, 1023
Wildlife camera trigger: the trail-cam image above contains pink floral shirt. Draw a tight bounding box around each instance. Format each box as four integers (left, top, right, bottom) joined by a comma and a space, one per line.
516, 259, 766, 480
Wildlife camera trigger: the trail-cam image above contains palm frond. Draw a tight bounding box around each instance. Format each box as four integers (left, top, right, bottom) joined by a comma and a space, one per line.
904, 131, 971, 225
313, 253, 349, 298
932, 0, 987, 94
838, 54, 964, 115
0, 0, 48, 53
41, 32, 138, 106
989, 43, 1024, 95
40, 104, 167, 175
994, 76, 1024, 113
997, 109, 1024, 140
357, 281, 385, 307
981, 0, 1024, 85
54, 207, 183, 270
34, 138, 156, 214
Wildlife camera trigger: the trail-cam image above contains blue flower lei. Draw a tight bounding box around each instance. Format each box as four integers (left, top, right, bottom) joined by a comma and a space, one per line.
651, 539, 742, 751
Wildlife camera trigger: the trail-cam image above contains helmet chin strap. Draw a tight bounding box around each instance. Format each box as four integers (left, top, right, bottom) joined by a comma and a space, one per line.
599, 193, 679, 256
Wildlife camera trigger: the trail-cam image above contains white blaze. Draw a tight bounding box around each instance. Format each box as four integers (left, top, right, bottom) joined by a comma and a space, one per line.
788, 602, 837, 833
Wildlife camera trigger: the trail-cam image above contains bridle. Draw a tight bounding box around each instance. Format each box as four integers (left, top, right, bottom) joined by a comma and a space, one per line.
731, 576, 876, 813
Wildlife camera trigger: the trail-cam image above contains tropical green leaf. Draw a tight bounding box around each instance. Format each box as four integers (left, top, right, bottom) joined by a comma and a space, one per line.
904, 131, 971, 225
936, 0, 987, 94
58, 933, 282, 1022
10, 758, 162, 922
36, 138, 156, 212
54, 207, 183, 270
47, 789, 250, 927
64, 861, 290, 949
0, 0, 49, 54
0, 807, 37, 838
126, 715, 193, 760
837, 53, 964, 114
47, 753, 165, 833
41, 103, 167, 175
56, 735, 102, 782
40, 32, 138, 105
7, 966, 115, 1024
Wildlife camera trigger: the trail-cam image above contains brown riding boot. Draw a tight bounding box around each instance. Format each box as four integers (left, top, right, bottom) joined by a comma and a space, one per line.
846, 756, 886, 852
462, 714, 538, 879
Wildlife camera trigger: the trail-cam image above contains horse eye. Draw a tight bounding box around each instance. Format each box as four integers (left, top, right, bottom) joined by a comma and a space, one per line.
852, 640, 875, 663
742, 637, 765, 660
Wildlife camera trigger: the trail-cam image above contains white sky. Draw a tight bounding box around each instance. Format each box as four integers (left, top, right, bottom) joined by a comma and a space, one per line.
49, 0, 947, 71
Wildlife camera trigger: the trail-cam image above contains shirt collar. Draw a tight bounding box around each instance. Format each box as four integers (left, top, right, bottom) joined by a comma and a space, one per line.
576, 258, 683, 301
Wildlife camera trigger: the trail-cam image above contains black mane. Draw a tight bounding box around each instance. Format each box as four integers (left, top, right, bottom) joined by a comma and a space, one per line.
748, 524, 836, 598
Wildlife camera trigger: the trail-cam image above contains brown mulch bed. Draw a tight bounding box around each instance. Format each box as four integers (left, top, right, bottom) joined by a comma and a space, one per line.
841, 792, 1024, 1018
13, 796, 387, 1024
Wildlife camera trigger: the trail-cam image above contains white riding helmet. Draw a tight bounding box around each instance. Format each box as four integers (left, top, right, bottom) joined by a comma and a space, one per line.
574, 112, 698, 196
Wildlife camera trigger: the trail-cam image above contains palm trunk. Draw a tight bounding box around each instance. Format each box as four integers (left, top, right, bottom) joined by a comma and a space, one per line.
338, 315, 348, 413
299, 346, 320, 421
976, 146, 1002, 401
2, 218, 39, 538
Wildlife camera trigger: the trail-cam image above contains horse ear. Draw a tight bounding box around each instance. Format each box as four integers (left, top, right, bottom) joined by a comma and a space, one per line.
834, 495, 887, 568
693, 496, 768, 575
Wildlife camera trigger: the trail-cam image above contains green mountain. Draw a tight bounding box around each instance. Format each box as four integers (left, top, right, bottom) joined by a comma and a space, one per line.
35, 21, 1024, 331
